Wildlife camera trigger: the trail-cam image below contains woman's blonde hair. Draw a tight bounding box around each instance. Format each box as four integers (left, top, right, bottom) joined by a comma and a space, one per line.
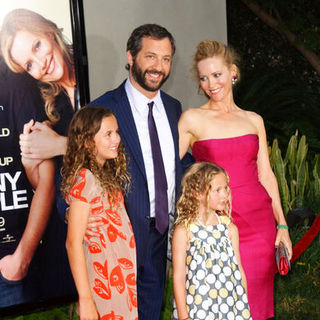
0, 8, 74, 123
175, 162, 231, 229
60, 106, 130, 206
192, 40, 241, 92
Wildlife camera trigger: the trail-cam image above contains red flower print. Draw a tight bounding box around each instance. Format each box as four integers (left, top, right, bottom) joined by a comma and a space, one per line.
128, 286, 138, 308
88, 241, 102, 254
93, 278, 111, 300
93, 261, 108, 280
106, 209, 122, 226
129, 235, 135, 249
100, 216, 109, 225
118, 258, 134, 270
110, 265, 125, 294
126, 273, 136, 286
107, 224, 127, 242
90, 196, 101, 204
91, 205, 104, 215
78, 168, 87, 178
70, 180, 87, 202
100, 311, 123, 320
100, 232, 106, 248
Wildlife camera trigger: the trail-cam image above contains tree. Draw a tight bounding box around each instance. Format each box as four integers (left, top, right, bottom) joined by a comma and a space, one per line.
240, 0, 320, 75
227, 0, 320, 155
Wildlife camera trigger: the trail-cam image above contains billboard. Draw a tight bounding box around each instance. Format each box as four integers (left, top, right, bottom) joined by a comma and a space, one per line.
0, 0, 89, 314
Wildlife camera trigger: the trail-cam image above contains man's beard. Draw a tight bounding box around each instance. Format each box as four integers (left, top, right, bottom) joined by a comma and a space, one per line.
131, 59, 169, 92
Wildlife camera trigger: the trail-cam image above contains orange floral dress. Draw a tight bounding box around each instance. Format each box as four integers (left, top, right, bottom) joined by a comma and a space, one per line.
66, 168, 138, 320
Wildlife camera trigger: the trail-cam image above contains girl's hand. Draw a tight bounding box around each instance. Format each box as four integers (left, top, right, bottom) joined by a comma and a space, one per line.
79, 297, 99, 320
275, 229, 292, 259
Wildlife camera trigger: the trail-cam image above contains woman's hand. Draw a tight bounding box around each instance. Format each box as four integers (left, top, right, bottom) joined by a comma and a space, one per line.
275, 229, 292, 259
20, 120, 67, 159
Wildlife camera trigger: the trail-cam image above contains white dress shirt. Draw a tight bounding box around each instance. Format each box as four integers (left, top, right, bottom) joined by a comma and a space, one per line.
125, 78, 176, 217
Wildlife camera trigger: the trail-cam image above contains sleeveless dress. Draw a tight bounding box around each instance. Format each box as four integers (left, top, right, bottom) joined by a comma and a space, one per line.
192, 134, 276, 320
172, 215, 252, 320
66, 168, 138, 320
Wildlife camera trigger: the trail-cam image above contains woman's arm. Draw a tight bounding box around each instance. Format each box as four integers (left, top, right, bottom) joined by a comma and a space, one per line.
0, 159, 55, 280
228, 223, 248, 293
66, 200, 99, 320
178, 110, 194, 160
172, 224, 189, 320
253, 113, 292, 258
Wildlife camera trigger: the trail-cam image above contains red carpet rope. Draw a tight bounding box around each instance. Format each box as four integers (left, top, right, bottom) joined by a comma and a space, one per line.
275, 214, 320, 274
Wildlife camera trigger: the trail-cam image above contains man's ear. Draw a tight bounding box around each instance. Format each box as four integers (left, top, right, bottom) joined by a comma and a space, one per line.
126, 50, 133, 67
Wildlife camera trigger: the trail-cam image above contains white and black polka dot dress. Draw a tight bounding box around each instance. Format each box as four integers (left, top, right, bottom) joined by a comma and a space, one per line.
173, 216, 252, 320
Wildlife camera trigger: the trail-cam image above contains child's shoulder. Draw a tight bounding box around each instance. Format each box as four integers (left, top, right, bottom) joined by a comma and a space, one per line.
219, 214, 231, 226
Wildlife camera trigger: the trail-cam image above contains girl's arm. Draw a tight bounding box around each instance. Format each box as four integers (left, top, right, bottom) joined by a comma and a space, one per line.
172, 224, 189, 320
228, 223, 248, 293
253, 113, 292, 258
66, 200, 99, 320
0, 159, 55, 280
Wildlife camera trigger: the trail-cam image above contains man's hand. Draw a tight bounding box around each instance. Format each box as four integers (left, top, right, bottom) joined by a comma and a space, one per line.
0, 253, 29, 281
85, 216, 104, 239
21, 120, 42, 188
19, 121, 67, 159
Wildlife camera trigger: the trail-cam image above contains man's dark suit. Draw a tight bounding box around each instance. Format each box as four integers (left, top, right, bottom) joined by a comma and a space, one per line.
91, 80, 183, 319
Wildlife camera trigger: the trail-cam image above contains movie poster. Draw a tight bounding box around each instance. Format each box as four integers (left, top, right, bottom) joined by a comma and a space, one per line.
0, 0, 89, 313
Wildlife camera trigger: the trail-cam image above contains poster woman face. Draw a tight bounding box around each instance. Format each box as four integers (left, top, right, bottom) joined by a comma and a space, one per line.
10, 30, 67, 84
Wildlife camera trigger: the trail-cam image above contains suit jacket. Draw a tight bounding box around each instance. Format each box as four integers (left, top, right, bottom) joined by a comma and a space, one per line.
91, 80, 183, 266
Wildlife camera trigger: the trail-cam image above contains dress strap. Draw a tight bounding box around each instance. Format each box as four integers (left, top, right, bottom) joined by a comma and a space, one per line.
218, 214, 231, 226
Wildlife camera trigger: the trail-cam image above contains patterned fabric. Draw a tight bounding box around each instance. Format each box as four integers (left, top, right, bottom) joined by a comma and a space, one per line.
173, 215, 252, 320
67, 168, 138, 320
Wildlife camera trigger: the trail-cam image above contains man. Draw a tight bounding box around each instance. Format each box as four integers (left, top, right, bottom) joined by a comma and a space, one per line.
19, 24, 184, 319
91, 24, 182, 319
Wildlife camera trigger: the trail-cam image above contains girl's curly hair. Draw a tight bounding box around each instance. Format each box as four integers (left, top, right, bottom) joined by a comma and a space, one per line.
175, 162, 231, 229
60, 106, 130, 206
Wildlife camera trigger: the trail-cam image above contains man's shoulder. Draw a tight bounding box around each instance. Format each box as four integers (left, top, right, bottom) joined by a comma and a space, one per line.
90, 81, 126, 107
160, 90, 181, 106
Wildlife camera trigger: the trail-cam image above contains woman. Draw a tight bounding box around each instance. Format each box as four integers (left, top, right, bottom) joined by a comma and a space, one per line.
0, 8, 76, 121
0, 8, 76, 215
0, 8, 77, 299
179, 40, 292, 320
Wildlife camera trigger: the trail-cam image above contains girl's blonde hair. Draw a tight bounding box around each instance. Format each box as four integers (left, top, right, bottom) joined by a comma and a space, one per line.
60, 106, 130, 206
175, 162, 231, 229
0, 8, 74, 124
192, 40, 241, 92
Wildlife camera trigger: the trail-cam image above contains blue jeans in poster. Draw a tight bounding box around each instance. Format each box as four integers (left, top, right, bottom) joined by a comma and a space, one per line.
0, 253, 41, 308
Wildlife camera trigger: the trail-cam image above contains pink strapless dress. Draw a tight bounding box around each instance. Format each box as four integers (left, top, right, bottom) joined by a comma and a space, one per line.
192, 134, 276, 320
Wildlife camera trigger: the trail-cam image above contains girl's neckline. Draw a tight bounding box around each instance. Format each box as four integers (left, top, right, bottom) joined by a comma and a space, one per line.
195, 213, 221, 227
193, 133, 258, 144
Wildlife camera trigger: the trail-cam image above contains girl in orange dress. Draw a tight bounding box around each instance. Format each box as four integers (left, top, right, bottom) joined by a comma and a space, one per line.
61, 106, 138, 320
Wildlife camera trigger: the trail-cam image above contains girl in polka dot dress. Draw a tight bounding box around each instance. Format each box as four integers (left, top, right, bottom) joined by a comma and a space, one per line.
172, 162, 252, 320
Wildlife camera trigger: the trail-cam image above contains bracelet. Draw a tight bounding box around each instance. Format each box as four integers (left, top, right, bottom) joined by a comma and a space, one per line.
277, 224, 289, 230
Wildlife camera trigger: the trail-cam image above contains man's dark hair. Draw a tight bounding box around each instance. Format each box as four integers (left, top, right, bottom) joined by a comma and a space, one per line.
125, 24, 176, 70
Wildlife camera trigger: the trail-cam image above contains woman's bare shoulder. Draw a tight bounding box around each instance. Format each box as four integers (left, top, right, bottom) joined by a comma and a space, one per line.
244, 109, 263, 122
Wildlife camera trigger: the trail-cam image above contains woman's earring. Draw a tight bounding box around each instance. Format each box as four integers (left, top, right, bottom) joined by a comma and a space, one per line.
232, 76, 237, 85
